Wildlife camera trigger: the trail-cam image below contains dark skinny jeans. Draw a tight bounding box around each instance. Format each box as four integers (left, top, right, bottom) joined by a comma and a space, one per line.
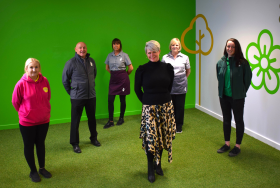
219, 95, 245, 145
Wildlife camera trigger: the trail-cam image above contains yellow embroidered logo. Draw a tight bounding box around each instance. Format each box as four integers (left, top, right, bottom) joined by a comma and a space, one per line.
43, 87, 48, 92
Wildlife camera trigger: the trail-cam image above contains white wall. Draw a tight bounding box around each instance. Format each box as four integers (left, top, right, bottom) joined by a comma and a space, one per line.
196, 0, 280, 150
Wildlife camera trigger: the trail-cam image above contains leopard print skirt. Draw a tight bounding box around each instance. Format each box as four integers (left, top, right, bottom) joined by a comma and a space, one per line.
139, 101, 176, 165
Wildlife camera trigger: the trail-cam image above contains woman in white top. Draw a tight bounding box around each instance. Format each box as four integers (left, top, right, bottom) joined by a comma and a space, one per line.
162, 38, 191, 133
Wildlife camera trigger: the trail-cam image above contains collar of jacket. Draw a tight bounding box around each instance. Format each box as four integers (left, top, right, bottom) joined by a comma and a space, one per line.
75, 52, 90, 64
221, 55, 235, 62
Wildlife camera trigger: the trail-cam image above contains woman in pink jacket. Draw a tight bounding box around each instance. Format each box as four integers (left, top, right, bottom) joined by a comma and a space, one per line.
12, 58, 52, 183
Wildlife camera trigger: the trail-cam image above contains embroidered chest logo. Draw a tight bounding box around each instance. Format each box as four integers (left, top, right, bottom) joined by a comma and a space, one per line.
122, 88, 125, 92
90, 62, 93, 66
43, 87, 48, 92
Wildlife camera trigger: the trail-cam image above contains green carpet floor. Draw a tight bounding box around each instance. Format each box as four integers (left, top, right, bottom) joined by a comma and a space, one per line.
0, 108, 279, 188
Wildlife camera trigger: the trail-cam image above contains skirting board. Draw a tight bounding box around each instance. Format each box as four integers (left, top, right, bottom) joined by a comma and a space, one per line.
195, 104, 280, 151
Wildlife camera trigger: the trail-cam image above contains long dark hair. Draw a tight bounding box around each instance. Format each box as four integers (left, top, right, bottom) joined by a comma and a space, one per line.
223, 38, 247, 67
112, 38, 122, 52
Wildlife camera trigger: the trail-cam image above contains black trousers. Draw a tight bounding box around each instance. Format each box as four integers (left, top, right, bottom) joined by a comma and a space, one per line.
19, 123, 49, 172
108, 95, 126, 121
70, 98, 97, 145
219, 95, 245, 144
171, 94, 186, 132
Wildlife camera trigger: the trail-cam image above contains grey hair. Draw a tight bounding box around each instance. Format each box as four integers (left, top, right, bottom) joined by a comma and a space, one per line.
145, 40, 160, 53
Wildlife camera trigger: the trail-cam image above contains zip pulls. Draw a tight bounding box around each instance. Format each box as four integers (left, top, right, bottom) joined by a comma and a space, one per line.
75, 58, 90, 99
229, 58, 233, 97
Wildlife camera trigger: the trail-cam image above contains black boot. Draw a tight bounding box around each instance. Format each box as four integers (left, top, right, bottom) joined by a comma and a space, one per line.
146, 142, 155, 183
147, 151, 155, 183
155, 150, 164, 176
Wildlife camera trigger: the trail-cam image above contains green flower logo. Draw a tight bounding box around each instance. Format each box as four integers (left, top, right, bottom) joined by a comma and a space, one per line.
246, 29, 280, 94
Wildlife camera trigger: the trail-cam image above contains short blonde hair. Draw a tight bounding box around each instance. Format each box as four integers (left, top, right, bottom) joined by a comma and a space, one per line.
145, 40, 160, 53
169, 38, 182, 51
25, 58, 41, 72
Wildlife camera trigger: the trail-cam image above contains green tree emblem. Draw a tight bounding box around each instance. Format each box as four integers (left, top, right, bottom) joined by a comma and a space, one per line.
246, 29, 280, 94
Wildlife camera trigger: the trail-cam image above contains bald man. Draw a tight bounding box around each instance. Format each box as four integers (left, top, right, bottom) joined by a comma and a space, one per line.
62, 42, 101, 153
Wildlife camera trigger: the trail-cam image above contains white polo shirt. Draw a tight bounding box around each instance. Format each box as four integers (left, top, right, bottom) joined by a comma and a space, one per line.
162, 52, 190, 75
162, 52, 190, 94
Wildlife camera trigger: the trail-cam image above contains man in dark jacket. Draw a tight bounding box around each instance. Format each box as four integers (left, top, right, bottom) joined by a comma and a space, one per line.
62, 42, 101, 153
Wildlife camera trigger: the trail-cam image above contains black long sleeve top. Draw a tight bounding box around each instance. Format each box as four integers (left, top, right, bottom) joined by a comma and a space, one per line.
134, 60, 174, 105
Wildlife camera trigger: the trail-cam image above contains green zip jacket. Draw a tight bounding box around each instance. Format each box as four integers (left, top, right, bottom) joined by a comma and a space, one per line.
216, 56, 252, 100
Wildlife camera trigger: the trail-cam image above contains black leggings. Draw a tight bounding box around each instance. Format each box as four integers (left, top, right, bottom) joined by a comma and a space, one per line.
19, 123, 49, 172
219, 95, 245, 144
108, 95, 126, 121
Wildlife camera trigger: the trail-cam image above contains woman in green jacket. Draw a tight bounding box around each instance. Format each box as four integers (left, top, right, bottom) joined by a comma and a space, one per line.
216, 38, 252, 157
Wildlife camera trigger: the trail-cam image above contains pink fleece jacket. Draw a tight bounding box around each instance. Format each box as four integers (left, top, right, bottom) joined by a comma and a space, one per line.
12, 73, 51, 126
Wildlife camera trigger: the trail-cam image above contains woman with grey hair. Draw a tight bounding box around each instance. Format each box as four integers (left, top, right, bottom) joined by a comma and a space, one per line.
134, 40, 176, 183
162, 38, 191, 133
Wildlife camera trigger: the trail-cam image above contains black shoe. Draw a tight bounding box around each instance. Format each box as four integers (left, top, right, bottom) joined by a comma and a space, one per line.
73, 145, 81, 153
217, 144, 230, 153
148, 174, 155, 183
148, 161, 155, 183
29, 171, 41, 182
92, 139, 101, 147
148, 167, 155, 183
228, 146, 241, 157
156, 166, 164, 176
39, 168, 52, 178
103, 121, 114, 129
116, 118, 124, 125
153, 161, 164, 176
176, 126, 182, 133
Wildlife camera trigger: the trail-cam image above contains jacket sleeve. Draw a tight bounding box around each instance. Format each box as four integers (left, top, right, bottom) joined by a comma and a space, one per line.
94, 59, 97, 79
12, 82, 22, 112
243, 61, 252, 92
134, 66, 144, 102
62, 61, 73, 95
216, 62, 219, 80
167, 63, 174, 93
46, 78, 51, 101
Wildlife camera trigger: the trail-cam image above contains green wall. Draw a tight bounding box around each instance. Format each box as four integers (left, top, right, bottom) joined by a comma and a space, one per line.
0, 0, 196, 130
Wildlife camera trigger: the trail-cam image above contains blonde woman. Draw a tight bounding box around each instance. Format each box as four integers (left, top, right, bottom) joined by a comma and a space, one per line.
12, 58, 52, 182
135, 40, 176, 183
162, 38, 191, 133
